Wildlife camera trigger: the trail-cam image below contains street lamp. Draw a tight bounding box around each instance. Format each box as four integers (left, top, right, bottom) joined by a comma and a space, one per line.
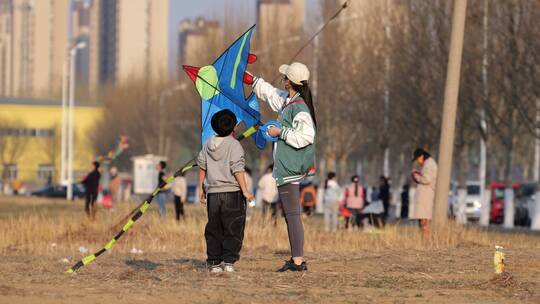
66, 41, 87, 200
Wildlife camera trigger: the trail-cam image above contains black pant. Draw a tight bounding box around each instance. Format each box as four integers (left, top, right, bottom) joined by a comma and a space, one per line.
174, 195, 185, 220
345, 208, 362, 228
205, 191, 246, 265
85, 192, 98, 218
382, 199, 390, 219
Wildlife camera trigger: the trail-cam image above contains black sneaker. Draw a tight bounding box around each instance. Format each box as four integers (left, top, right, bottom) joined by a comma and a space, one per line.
276, 259, 308, 272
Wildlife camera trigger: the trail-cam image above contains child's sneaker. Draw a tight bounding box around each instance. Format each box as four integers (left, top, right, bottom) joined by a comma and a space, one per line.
223, 263, 235, 273
208, 264, 223, 273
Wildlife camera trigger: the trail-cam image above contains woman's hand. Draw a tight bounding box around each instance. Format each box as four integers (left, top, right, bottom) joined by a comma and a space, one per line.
411, 170, 420, 183
267, 125, 281, 137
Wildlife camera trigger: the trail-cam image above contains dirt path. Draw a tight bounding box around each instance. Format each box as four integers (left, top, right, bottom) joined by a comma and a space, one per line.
1, 247, 538, 304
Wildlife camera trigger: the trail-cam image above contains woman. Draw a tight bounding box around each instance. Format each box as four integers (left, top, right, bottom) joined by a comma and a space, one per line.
172, 172, 187, 221
323, 172, 342, 233
251, 62, 316, 272
411, 148, 438, 238
400, 184, 410, 219
379, 176, 391, 223
156, 161, 168, 221
344, 175, 364, 229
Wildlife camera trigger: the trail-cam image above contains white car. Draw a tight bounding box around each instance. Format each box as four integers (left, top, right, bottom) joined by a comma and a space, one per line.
464, 182, 482, 221
450, 181, 482, 221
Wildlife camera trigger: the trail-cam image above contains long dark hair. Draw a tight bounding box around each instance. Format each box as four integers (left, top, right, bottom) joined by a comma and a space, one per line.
325, 172, 336, 189
291, 81, 317, 128
351, 175, 359, 197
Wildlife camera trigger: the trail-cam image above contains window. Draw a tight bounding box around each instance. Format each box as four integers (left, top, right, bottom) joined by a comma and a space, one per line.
0, 128, 54, 137
37, 164, 54, 183
2, 164, 17, 181
466, 185, 480, 195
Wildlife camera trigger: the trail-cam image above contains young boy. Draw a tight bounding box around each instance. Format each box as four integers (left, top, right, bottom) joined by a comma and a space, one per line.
197, 109, 254, 273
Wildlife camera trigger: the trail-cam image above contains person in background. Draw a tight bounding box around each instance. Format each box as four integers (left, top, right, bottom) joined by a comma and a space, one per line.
300, 182, 317, 216
344, 175, 364, 229
400, 184, 410, 219
81, 161, 101, 219
244, 167, 254, 220
172, 171, 187, 221
411, 148, 438, 238
11, 179, 22, 195
245, 167, 253, 194
323, 172, 342, 232
362, 186, 384, 228
109, 166, 121, 204
379, 176, 391, 224
156, 161, 168, 221
257, 164, 279, 223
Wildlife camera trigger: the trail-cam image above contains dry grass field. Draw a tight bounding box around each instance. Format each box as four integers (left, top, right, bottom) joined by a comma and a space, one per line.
0, 196, 539, 303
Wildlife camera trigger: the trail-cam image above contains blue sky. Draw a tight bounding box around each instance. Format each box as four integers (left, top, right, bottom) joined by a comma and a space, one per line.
168, 0, 319, 76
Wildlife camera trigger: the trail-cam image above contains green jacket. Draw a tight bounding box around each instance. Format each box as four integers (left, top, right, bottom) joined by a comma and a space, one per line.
274, 97, 316, 186
252, 77, 316, 187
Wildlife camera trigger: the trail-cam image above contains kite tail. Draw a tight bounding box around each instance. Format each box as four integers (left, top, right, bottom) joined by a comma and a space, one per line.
66, 175, 174, 274
66, 126, 257, 274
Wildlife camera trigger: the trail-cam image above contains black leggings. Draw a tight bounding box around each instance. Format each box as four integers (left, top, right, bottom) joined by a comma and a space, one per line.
85, 192, 98, 217
278, 183, 304, 257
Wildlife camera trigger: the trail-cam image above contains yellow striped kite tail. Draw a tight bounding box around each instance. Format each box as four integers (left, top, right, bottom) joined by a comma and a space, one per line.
66, 183, 164, 274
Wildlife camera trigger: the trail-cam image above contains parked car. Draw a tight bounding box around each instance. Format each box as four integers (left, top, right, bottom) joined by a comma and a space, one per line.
30, 184, 86, 199
449, 181, 482, 221
490, 182, 520, 225
515, 182, 536, 227
464, 182, 482, 221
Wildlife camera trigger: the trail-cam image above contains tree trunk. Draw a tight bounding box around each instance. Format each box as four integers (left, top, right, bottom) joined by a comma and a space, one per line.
503, 137, 515, 228
455, 144, 469, 224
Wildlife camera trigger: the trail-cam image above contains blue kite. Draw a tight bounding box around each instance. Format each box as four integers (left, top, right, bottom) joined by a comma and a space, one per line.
183, 25, 261, 145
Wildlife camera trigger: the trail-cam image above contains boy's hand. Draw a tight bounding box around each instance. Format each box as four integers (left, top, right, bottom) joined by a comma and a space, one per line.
199, 188, 207, 205
243, 191, 255, 203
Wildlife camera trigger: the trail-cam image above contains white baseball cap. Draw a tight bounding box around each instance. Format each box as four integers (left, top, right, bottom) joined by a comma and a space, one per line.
278, 62, 310, 85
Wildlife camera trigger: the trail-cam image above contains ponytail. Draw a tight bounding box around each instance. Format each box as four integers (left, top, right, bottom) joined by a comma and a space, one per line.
325, 172, 336, 189
291, 81, 317, 128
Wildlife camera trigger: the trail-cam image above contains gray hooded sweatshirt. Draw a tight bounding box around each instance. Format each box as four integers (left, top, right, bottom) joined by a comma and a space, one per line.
197, 135, 245, 193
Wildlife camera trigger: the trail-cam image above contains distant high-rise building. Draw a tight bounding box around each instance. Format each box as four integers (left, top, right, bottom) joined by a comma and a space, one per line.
116, 0, 169, 85
257, 0, 305, 44
177, 18, 223, 77
0, 0, 70, 98
88, 0, 117, 88
0, 0, 14, 96
1, 0, 172, 97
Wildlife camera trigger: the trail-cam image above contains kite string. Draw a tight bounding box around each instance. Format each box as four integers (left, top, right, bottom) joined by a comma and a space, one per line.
271, 0, 350, 84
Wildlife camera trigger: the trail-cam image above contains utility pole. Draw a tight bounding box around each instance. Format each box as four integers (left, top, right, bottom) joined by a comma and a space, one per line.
433, 0, 468, 225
